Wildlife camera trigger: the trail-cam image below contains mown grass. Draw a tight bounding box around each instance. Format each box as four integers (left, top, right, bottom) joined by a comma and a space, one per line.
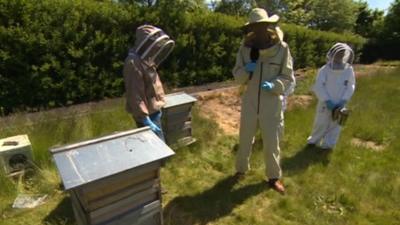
0, 99, 133, 225
293, 68, 317, 96
1, 67, 400, 225
374, 60, 400, 67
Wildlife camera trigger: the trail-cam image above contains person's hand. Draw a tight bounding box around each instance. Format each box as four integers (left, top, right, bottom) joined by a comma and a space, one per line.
325, 100, 336, 110
261, 81, 275, 91
245, 62, 257, 73
143, 117, 161, 133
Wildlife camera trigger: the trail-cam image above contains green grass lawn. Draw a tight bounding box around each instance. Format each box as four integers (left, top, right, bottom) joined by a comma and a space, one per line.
1, 67, 400, 225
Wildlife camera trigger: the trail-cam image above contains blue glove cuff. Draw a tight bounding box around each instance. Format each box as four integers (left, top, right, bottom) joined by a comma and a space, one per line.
326, 100, 336, 110
261, 81, 275, 91
142, 117, 161, 133
150, 111, 162, 121
142, 116, 152, 125
245, 62, 257, 73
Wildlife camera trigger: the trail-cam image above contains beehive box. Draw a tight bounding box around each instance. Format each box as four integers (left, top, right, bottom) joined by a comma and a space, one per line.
0, 134, 33, 174
162, 92, 197, 146
50, 128, 175, 225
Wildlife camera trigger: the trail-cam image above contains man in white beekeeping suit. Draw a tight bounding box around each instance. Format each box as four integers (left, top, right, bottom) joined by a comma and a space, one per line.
307, 43, 356, 150
233, 8, 295, 194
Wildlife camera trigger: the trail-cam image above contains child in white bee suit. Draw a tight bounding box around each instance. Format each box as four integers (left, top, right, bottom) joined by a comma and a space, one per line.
307, 43, 356, 150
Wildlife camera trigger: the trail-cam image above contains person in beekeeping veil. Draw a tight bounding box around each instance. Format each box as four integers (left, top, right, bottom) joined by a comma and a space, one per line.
123, 25, 175, 141
307, 43, 356, 150
233, 8, 295, 194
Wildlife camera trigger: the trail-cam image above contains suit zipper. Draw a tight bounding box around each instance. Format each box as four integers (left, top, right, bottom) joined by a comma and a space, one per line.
257, 62, 263, 115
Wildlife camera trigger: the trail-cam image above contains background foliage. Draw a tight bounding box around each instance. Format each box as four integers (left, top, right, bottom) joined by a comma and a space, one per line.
212, 0, 400, 62
361, 0, 400, 62
0, 0, 365, 115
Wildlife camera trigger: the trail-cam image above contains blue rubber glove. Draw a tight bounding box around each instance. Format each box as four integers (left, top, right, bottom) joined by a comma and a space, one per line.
142, 117, 161, 133
336, 100, 347, 108
245, 62, 257, 73
326, 100, 336, 110
149, 111, 162, 121
261, 81, 275, 91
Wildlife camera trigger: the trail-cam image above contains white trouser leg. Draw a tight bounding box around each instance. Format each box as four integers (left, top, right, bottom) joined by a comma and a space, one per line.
236, 103, 258, 173
307, 103, 331, 145
320, 121, 341, 149
259, 118, 282, 179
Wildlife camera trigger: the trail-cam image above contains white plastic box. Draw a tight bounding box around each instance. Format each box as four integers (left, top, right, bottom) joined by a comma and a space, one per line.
0, 134, 33, 174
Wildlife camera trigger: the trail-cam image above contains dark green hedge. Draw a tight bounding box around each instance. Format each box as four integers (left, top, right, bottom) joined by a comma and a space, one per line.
0, 0, 365, 115
282, 24, 365, 68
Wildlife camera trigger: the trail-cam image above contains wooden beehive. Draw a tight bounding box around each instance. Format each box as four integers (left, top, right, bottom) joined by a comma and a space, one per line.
162, 92, 197, 146
50, 128, 175, 225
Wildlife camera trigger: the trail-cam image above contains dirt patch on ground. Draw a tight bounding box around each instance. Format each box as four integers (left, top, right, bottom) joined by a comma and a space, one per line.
195, 87, 314, 135
351, 138, 386, 152
286, 95, 314, 111
195, 87, 242, 135
193, 64, 396, 136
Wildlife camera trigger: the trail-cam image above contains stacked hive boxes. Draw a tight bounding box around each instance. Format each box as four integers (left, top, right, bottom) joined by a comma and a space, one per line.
162, 92, 197, 146
50, 128, 175, 225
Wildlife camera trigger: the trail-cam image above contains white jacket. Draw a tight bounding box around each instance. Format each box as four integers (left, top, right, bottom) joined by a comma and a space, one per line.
313, 64, 355, 103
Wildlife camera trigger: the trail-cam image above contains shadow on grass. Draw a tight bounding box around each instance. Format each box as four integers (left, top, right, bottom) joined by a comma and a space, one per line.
282, 145, 331, 174
43, 196, 75, 225
163, 175, 267, 225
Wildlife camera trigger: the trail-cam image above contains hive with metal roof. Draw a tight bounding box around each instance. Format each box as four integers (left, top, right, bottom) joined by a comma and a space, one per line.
50, 127, 175, 225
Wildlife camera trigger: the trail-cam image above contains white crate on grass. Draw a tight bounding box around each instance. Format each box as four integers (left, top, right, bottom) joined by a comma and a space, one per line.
0, 134, 33, 174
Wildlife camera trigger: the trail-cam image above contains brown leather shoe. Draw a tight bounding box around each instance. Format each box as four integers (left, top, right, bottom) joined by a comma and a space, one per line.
268, 179, 285, 195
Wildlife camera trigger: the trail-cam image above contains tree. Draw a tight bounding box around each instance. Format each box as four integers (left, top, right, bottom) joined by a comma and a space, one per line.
156, 0, 207, 11
258, 0, 360, 33
308, 0, 359, 32
354, 1, 384, 37
278, 0, 314, 26
360, 0, 400, 62
117, 0, 157, 7
214, 0, 256, 16
383, 0, 400, 41
255, 0, 282, 14
215, 0, 312, 25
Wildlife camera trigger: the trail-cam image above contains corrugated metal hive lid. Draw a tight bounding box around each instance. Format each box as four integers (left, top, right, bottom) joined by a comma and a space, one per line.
163, 92, 197, 109
50, 127, 175, 190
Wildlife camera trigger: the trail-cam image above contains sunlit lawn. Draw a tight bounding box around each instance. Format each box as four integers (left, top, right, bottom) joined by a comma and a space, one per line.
1, 68, 399, 225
